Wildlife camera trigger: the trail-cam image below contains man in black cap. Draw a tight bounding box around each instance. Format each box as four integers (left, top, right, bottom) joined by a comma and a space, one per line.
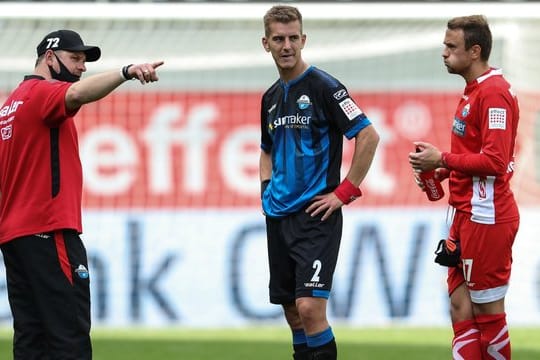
36, 29, 102, 81
0, 29, 163, 359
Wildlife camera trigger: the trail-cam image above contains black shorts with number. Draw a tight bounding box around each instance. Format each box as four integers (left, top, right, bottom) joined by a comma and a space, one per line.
265, 208, 342, 305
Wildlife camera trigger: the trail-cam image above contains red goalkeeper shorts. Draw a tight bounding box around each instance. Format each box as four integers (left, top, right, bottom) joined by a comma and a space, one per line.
447, 211, 519, 304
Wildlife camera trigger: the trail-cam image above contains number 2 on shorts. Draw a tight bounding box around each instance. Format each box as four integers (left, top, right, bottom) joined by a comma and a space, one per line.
311, 259, 322, 282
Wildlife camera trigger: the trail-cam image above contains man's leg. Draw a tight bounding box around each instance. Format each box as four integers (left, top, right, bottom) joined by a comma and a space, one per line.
1, 240, 50, 360
5, 232, 92, 359
297, 297, 336, 360
474, 300, 511, 359
450, 283, 482, 359
307, 328, 336, 360
292, 328, 310, 360
283, 303, 311, 360
43, 231, 92, 359
467, 219, 517, 359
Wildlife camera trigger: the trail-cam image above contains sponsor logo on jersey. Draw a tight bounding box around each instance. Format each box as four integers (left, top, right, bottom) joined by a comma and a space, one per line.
296, 95, 311, 110
488, 107, 506, 130
452, 118, 466, 137
272, 114, 311, 129
333, 89, 348, 100
0, 100, 23, 117
338, 98, 362, 120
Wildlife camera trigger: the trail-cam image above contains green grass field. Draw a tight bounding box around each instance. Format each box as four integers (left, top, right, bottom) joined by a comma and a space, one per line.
1, 326, 540, 359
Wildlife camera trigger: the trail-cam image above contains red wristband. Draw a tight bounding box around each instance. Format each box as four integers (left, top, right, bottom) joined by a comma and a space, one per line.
334, 179, 362, 205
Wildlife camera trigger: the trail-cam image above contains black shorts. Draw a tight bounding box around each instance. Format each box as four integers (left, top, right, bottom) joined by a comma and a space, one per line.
0, 230, 91, 360
265, 208, 342, 305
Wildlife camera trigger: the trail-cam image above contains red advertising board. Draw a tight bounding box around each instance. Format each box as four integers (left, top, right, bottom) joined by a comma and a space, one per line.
21, 91, 540, 208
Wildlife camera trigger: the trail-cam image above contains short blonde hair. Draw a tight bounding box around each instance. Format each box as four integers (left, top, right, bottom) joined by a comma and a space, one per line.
263, 5, 303, 37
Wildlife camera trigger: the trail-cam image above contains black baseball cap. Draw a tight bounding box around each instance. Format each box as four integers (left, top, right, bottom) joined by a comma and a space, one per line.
36, 29, 101, 62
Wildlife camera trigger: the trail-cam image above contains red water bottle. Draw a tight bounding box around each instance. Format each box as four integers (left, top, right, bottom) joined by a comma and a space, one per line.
416, 147, 445, 201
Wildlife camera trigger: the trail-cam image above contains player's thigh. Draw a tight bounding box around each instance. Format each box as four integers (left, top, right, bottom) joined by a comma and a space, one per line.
0, 239, 47, 345
447, 212, 467, 296
449, 282, 474, 323
449, 218, 518, 306
460, 219, 517, 289
289, 209, 342, 299
42, 230, 91, 358
266, 216, 296, 304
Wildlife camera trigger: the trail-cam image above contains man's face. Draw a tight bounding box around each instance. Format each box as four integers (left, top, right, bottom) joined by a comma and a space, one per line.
53, 50, 87, 77
262, 20, 306, 77
442, 28, 473, 76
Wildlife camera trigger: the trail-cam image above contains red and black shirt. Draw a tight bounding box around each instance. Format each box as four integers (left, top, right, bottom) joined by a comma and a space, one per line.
0, 76, 82, 243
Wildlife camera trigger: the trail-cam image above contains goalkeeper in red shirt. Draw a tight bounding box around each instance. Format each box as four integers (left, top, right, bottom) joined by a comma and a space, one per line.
409, 15, 519, 360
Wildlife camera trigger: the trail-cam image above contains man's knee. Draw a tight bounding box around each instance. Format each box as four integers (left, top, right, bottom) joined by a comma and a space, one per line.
296, 297, 328, 330
283, 303, 303, 329
450, 283, 474, 323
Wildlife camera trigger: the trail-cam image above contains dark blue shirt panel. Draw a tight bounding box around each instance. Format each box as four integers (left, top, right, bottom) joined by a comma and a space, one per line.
260, 66, 371, 217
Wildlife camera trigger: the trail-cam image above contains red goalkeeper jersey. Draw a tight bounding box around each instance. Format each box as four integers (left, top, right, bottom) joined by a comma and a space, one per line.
0, 76, 82, 244
443, 68, 519, 224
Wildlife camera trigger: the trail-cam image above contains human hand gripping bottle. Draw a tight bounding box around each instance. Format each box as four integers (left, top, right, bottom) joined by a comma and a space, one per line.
416, 147, 445, 201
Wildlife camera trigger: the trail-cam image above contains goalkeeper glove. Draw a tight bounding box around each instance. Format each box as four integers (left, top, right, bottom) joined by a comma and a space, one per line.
434, 238, 461, 267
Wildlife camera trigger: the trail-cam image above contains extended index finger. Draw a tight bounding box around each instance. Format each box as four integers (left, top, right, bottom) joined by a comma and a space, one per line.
152, 61, 165, 70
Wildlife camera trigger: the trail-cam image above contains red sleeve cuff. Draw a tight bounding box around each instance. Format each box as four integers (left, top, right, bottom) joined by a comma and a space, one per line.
441, 151, 450, 169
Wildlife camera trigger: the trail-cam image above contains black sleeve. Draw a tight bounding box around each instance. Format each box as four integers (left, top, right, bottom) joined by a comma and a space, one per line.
260, 93, 272, 153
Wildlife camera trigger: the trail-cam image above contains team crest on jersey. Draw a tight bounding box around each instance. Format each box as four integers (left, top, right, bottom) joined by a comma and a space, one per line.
296, 95, 311, 110
461, 103, 470, 117
75, 264, 89, 279
452, 118, 466, 137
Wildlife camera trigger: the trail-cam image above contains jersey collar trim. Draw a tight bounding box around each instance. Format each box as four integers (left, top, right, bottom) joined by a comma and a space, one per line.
23, 75, 46, 81
477, 68, 503, 84
280, 65, 314, 88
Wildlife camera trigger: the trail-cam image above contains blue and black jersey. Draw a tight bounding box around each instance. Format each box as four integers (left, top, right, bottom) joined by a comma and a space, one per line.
260, 66, 372, 217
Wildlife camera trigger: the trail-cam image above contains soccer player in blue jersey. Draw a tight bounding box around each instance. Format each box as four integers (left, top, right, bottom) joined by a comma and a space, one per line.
260, 5, 380, 359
